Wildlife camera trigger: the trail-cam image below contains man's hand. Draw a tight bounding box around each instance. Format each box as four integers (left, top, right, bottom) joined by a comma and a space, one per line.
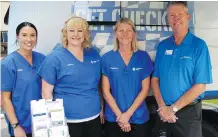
158, 106, 178, 122
166, 114, 178, 123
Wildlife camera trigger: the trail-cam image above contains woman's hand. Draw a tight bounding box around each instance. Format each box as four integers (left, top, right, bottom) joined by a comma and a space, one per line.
119, 122, 131, 132
14, 126, 27, 137
116, 112, 131, 125
100, 109, 105, 124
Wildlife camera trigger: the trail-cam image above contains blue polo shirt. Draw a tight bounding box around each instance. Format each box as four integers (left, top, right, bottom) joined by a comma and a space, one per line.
1, 51, 45, 136
153, 31, 213, 105
102, 50, 154, 124
38, 47, 101, 120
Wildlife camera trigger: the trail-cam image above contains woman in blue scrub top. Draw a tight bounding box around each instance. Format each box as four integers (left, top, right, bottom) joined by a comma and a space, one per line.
1, 22, 45, 137
101, 17, 154, 137
38, 15, 103, 137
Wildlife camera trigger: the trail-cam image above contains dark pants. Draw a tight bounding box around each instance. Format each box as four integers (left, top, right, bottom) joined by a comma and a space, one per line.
153, 101, 202, 137
11, 133, 32, 137
105, 120, 148, 137
67, 116, 102, 137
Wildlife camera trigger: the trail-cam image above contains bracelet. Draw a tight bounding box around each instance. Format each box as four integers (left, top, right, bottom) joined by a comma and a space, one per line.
100, 106, 104, 111
12, 122, 19, 129
157, 105, 166, 112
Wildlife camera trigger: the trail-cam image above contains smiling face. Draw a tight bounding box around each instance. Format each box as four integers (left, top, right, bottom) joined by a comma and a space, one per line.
62, 16, 90, 48
115, 23, 135, 46
16, 26, 37, 51
168, 4, 190, 35
67, 27, 85, 47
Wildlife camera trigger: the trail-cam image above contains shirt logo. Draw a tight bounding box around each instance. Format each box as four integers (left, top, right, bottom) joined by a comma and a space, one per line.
165, 50, 173, 55
67, 64, 74, 66
110, 67, 119, 70
91, 60, 100, 64
132, 67, 143, 71
180, 56, 192, 59
17, 69, 23, 72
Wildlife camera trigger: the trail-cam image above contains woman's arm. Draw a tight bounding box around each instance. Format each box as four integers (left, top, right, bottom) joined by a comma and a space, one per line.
118, 76, 150, 124
98, 77, 105, 124
42, 79, 54, 99
2, 91, 26, 137
126, 76, 150, 116
102, 75, 122, 118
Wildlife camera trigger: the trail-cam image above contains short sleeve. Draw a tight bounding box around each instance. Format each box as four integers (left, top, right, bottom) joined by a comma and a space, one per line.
38, 55, 58, 85
142, 52, 154, 80
193, 42, 213, 84
101, 55, 109, 77
1, 61, 15, 92
152, 44, 162, 78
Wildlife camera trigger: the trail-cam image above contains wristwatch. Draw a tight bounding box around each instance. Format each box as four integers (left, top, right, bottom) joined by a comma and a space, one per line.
172, 104, 178, 113
12, 123, 19, 129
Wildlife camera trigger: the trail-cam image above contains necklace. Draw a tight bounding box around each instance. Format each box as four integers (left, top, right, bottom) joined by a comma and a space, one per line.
119, 50, 133, 55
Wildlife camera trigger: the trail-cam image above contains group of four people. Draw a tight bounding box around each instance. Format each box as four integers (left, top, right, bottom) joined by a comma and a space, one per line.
1, 1, 212, 137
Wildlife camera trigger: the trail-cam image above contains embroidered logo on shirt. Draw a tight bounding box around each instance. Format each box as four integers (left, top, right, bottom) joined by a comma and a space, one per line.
180, 56, 192, 59
91, 60, 100, 64
17, 69, 23, 72
110, 67, 119, 70
132, 67, 143, 71
67, 64, 74, 66
165, 50, 173, 55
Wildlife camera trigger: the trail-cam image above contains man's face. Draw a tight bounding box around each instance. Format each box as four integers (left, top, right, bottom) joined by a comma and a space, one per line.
168, 4, 190, 34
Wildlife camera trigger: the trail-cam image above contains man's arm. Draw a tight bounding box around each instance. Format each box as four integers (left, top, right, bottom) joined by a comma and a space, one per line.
151, 77, 178, 123
151, 77, 165, 108
173, 84, 205, 111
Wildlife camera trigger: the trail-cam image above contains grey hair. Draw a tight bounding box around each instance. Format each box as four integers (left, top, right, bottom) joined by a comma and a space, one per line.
167, 1, 188, 12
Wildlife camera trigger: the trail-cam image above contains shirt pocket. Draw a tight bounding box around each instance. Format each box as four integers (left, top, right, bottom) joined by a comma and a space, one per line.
17, 69, 38, 82
180, 56, 193, 69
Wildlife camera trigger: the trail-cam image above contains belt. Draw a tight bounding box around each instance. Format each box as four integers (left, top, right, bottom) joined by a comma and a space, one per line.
166, 100, 201, 107
188, 99, 201, 106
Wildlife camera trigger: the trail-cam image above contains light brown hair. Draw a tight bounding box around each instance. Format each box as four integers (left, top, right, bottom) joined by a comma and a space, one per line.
113, 17, 138, 52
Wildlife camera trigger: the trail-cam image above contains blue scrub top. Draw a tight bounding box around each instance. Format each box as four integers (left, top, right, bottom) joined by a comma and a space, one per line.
102, 50, 154, 124
153, 31, 213, 105
38, 47, 101, 119
1, 51, 45, 136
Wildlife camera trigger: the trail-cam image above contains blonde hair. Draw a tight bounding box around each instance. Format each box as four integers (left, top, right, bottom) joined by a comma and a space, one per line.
61, 15, 91, 48
113, 17, 138, 52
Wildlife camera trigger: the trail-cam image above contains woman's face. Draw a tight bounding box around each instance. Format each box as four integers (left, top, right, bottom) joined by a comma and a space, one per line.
115, 23, 135, 46
67, 26, 85, 47
17, 26, 37, 51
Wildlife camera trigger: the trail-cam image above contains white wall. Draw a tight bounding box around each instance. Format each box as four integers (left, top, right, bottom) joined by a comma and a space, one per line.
8, 1, 74, 54
194, 2, 218, 90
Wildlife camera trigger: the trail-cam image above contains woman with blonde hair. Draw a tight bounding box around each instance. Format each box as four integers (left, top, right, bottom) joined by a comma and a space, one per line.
38, 15, 103, 137
101, 17, 153, 137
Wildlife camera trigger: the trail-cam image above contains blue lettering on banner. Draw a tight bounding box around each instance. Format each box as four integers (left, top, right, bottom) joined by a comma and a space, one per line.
69, 1, 194, 55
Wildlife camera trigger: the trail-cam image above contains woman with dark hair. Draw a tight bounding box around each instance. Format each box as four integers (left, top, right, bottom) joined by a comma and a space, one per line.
1, 22, 45, 137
